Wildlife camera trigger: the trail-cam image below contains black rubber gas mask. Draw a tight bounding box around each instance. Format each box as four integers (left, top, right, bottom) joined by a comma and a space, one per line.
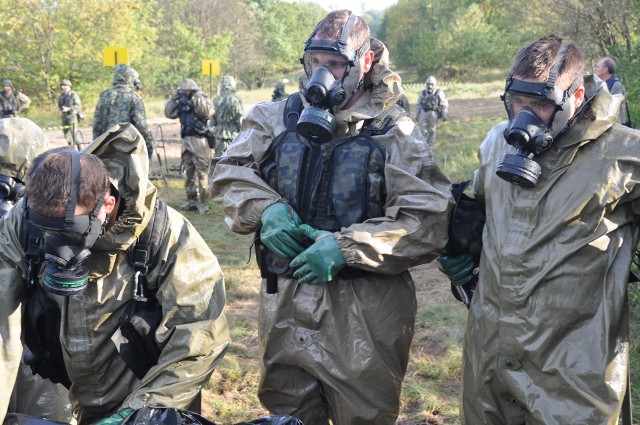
0, 174, 24, 218
27, 151, 107, 296
297, 12, 370, 143
497, 44, 581, 188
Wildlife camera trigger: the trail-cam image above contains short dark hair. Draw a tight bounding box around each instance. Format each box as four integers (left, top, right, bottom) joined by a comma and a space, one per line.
313, 9, 370, 50
25, 148, 109, 217
510, 35, 584, 90
601, 56, 616, 75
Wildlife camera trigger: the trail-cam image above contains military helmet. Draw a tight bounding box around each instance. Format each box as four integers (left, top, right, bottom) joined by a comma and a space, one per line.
221, 76, 236, 92
60, 79, 72, 87
2, 79, 13, 88
0, 118, 49, 182
178, 78, 200, 92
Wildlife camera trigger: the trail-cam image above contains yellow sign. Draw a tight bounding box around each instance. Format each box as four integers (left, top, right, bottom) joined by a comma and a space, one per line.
103, 47, 130, 67
202, 60, 220, 76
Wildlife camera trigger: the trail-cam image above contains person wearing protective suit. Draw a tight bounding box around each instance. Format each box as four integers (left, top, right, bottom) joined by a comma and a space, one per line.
210, 76, 243, 158
438, 35, 640, 424
415, 76, 448, 147
0, 118, 73, 424
164, 78, 215, 215
0, 123, 229, 425
93, 64, 155, 159
211, 9, 452, 425
58, 79, 83, 149
1, 79, 31, 118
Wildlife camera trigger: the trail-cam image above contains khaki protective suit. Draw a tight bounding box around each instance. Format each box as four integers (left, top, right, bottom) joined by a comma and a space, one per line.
0, 123, 229, 425
212, 39, 452, 425
463, 83, 638, 424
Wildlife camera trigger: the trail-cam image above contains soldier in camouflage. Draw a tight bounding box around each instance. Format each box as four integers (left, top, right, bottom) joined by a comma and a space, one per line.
210, 76, 243, 158
58, 79, 82, 149
92, 64, 154, 159
164, 78, 215, 215
415, 76, 448, 147
1, 79, 31, 118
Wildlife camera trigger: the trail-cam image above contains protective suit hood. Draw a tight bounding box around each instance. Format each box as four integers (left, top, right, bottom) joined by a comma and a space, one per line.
220, 76, 236, 94
83, 123, 156, 254
0, 118, 49, 181
113, 64, 135, 88
298, 37, 403, 127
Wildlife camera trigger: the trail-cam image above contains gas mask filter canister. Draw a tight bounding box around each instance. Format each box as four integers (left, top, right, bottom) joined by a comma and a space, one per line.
27, 150, 107, 296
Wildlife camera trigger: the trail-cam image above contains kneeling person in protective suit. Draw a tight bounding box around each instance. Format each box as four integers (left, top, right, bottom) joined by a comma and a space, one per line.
0, 118, 73, 424
0, 123, 229, 425
211, 9, 452, 425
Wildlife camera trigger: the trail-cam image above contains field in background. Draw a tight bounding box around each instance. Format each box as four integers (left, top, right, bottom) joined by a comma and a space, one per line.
38, 76, 640, 424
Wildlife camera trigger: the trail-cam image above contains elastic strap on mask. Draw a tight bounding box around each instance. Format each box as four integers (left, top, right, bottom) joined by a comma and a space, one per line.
339, 13, 357, 53
64, 151, 81, 231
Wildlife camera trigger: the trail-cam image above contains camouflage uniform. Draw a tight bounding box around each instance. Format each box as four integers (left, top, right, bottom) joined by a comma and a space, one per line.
93, 64, 155, 158
1, 80, 31, 118
212, 37, 452, 425
210, 76, 243, 158
415, 76, 448, 147
164, 79, 215, 215
0, 123, 229, 425
0, 118, 73, 424
58, 79, 82, 149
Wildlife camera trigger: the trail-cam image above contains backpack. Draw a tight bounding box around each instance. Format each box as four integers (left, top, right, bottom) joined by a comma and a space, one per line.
20, 198, 169, 386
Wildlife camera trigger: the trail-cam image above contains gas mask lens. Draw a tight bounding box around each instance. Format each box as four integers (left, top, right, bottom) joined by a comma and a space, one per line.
302, 52, 349, 78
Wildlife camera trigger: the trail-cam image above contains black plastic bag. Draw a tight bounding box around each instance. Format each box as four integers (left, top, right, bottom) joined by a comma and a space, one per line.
120, 407, 303, 425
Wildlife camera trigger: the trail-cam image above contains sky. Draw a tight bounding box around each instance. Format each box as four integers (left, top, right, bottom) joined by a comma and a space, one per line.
293, 0, 399, 14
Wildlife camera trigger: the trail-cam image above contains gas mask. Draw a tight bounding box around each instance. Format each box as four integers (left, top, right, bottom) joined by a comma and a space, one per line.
27, 151, 107, 296
0, 175, 24, 218
497, 43, 581, 188
297, 12, 370, 143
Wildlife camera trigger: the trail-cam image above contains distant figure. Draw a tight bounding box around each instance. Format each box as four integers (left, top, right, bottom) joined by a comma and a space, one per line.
57, 79, 82, 149
396, 93, 410, 115
164, 78, 215, 215
210, 75, 243, 158
1, 79, 31, 118
271, 78, 289, 102
93, 64, 155, 158
594, 56, 631, 126
416, 76, 448, 147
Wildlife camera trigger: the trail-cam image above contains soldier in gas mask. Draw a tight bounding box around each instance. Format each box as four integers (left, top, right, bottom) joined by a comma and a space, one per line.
0, 118, 74, 424
415, 75, 448, 147
164, 78, 215, 215
0, 123, 229, 425
438, 35, 640, 424
211, 9, 452, 424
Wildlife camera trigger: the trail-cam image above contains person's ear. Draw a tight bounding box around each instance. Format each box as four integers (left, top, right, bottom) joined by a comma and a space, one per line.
103, 194, 116, 215
573, 85, 585, 110
361, 49, 375, 74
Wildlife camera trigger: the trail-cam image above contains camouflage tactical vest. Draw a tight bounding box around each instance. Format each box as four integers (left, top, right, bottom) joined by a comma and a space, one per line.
420, 90, 439, 111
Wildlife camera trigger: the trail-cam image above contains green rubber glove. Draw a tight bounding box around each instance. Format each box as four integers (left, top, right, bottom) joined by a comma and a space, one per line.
290, 224, 346, 285
94, 408, 135, 425
260, 202, 305, 259
436, 254, 477, 286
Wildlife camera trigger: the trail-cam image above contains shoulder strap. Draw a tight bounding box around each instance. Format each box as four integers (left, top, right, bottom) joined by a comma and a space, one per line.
130, 198, 169, 298
20, 203, 44, 287
282, 93, 303, 131
360, 105, 407, 137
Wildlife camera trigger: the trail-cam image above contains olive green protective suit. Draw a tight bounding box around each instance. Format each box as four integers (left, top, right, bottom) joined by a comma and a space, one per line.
0, 118, 73, 423
212, 39, 452, 425
0, 123, 229, 424
462, 83, 638, 424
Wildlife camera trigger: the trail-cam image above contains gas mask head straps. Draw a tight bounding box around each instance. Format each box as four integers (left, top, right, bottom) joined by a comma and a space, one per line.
497, 42, 581, 188
297, 12, 370, 142
27, 150, 107, 295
